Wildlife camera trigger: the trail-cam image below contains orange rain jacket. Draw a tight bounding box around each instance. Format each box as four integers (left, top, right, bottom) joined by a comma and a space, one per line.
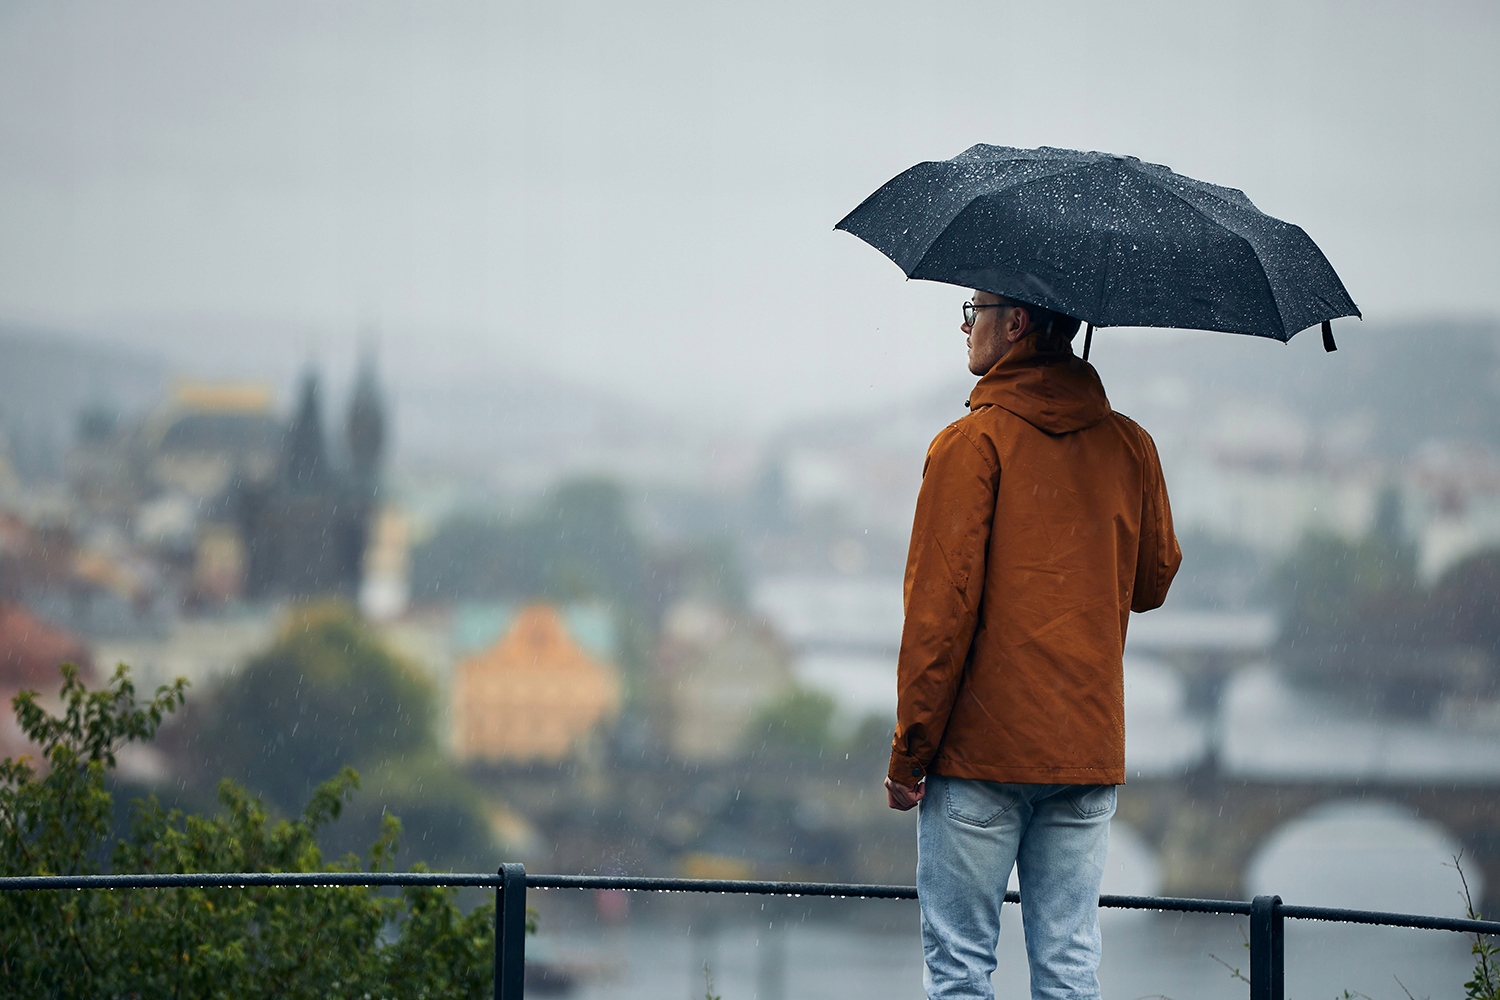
889, 335, 1180, 789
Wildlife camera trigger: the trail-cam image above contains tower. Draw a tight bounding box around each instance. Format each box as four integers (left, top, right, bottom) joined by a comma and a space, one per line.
282, 371, 329, 490
346, 353, 386, 491
241, 366, 375, 600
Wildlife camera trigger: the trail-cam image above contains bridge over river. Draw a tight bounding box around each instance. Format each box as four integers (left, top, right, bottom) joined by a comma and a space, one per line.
754, 580, 1500, 912
1124, 611, 1500, 908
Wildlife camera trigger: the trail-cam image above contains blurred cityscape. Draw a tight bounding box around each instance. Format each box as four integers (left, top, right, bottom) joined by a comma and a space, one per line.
3, 316, 1500, 991
0, 0, 1494, 991
3, 0, 1498, 993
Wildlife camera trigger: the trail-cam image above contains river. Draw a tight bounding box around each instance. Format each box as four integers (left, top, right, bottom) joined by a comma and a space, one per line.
684, 574, 1496, 997
533, 888, 1472, 999
528, 783, 1479, 998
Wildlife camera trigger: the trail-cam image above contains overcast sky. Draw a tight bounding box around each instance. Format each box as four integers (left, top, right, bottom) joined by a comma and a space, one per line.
0, 0, 1495, 426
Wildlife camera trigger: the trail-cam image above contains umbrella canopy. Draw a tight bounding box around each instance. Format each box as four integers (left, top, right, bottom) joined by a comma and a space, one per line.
836, 145, 1359, 346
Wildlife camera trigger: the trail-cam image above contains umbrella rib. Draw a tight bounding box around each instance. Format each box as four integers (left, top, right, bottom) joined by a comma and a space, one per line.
1110, 171, 1291, 339
898, 160, 1091, 275
904, 164, 1109, 287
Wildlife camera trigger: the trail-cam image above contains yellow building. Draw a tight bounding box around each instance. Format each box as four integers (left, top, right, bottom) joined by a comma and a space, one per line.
451, 604, 621, 763
144, 380, 280, 500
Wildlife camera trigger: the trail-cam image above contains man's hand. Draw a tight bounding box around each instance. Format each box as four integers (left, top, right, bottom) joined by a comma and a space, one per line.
885, 776, 926, 811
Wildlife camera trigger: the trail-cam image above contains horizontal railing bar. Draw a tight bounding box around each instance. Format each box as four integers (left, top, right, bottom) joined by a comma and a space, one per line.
1278, 903, 1500, 936
525, 874, 915, 898
1099, 893, 1251, 916
527, 877, 1255, 915
0, 872, 503, 891
1, 873, 1495, 934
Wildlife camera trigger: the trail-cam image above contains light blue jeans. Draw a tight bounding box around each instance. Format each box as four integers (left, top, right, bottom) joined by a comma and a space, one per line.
917, 776, 1116, 1000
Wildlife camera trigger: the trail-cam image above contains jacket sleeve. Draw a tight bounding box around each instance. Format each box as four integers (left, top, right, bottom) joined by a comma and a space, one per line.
888, 423, 999, 787
1130, 424, 1181, 613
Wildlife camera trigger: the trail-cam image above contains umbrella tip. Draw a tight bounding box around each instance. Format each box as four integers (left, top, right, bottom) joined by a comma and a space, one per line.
1322, 320, 1337, 353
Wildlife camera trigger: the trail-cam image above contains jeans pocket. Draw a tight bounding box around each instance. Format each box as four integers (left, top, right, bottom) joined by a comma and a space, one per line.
944, 778, 1020, 828
1067, 784, 1117, 820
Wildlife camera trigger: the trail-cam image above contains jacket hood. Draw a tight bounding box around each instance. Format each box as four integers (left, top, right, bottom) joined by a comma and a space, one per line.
967, 335, 1112, 434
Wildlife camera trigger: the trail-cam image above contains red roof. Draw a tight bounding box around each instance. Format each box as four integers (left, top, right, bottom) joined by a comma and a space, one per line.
0, 603, 93, 691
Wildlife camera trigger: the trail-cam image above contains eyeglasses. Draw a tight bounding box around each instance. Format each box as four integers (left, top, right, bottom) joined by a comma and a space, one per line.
963, 300, 1013, 326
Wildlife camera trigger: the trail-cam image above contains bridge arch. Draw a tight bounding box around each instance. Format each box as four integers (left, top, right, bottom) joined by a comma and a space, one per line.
1245, 799, 1473, 917
1116, 777, 1500, 916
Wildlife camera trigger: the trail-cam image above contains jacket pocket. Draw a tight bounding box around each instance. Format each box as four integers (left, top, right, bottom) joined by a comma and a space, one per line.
1067, 784, 1117, 820
944, 778, 1021, 828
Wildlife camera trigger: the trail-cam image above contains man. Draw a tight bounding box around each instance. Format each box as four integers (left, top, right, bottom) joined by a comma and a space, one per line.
885, 290, 1180, 1000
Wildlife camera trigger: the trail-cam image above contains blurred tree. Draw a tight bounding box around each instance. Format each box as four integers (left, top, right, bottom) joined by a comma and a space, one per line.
411, 477, 645, 605
408, 511, 518, 600
1268, 498, 1500, 716
191, 603, 497, 868
320, 754, 497, 871
743, 687, 837, 762
1430, 550, 1500, 656
1269, 499, 1418, 644
746, 456, 792, 534
201, 602, 435, 815
843, 712, 897, 766
537, 478, 644, 601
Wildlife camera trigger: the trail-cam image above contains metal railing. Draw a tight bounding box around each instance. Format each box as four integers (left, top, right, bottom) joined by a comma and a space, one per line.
4, 867, 1499, 1000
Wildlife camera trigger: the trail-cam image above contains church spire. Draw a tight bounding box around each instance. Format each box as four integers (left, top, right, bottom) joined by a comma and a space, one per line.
346, 351, 386, 487
281, 370, 329, 490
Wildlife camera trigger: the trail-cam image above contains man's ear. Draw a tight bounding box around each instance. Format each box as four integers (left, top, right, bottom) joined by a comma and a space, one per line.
1005, 308, 1032, 343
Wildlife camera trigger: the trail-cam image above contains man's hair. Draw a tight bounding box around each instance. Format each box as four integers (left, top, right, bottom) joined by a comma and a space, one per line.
1000, 297, 1083, 354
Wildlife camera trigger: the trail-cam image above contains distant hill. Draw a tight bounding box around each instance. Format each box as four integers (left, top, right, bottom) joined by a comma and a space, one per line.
1097, 318, 1500, 458
5, 314, 1494, 495
791, 316, 1500, 460
389, 357, 711, 493
0, 318, 709, 494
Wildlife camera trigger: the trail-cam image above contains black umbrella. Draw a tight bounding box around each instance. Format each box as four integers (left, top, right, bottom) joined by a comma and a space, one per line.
836, 145, 1359, 353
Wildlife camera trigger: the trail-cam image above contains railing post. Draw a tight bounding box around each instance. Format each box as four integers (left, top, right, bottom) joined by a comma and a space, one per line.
496, 863, 527, 1000
1249, 894, 1284, 1000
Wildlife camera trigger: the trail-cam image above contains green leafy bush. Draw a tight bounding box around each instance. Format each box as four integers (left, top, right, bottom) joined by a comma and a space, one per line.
0, 664, 499, 999
1454, 857, 1500, 1000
